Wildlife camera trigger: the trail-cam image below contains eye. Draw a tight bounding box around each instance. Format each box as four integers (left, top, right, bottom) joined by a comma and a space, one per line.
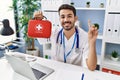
67, 15, 72, 18
60, 16, 65, 19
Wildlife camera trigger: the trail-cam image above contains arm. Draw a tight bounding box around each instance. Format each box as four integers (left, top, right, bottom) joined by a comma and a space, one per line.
86, 20, 98, 71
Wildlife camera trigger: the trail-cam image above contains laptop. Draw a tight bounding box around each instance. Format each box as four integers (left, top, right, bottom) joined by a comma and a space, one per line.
5, 54, 54, 80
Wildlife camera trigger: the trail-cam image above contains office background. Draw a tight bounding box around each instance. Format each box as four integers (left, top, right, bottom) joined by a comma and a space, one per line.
0, 0, 120, 75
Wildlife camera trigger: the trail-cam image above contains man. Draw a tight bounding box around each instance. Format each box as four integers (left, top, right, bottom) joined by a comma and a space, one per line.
33, 4, 98, 71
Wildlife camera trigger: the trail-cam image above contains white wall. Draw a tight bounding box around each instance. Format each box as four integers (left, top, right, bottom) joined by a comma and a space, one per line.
0, 0, 16, 44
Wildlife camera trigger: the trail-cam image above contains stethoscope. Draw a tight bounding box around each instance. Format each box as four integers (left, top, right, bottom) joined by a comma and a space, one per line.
56, 27, 79, 63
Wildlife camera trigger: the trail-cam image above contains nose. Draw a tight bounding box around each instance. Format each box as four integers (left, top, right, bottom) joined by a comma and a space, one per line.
64, 17, 69, 22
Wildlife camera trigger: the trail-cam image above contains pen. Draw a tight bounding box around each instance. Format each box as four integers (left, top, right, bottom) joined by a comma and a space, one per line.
81, 73, 84, 80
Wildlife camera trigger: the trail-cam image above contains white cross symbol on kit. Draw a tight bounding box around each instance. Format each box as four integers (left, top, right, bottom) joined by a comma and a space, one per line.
36, 24, 42, 30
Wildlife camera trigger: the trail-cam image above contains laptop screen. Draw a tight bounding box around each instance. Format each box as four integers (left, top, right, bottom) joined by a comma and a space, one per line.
5, 54, 54, 80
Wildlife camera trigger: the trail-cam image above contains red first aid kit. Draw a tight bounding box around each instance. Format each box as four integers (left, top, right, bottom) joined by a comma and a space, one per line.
27, 19, 52, 38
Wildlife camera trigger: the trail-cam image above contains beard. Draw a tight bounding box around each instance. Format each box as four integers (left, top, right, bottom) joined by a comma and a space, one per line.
62, 21, 74, 31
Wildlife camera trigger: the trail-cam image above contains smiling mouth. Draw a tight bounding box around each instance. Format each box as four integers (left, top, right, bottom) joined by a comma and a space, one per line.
64, 23, 70, 25
63, 22, 71, 25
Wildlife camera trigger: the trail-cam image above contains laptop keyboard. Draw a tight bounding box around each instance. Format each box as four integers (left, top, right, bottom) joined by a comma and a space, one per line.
32, 68, 46, 80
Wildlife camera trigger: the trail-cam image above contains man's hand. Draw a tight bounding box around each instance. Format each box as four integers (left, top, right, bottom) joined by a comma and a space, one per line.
88, 20, 98, 43
33, 11, 44, 20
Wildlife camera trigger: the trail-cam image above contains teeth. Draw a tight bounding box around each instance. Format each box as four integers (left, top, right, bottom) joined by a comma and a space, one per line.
65, 22, 70, 24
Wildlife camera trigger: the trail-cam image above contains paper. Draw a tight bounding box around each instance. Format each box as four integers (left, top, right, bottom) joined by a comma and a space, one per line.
54, 69, 82, 80
53, 69, 120, 80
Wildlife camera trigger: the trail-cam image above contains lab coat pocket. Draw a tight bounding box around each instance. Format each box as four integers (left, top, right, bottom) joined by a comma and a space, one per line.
68, 49, 83, 64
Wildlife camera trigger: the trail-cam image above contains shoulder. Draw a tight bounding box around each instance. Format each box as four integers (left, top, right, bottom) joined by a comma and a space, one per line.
51, 27, 62, 39
77, 27, 88, 46
77, 27, 88, 37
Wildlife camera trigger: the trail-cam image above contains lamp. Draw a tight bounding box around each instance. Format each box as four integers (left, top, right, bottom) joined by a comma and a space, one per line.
0, 19, 14, 36
0, 19, 14, 57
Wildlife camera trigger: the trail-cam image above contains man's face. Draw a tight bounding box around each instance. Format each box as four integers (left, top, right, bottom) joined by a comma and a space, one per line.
59, 9, 77, 31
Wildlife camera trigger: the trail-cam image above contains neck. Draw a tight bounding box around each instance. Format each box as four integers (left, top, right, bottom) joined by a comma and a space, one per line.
63, 27, 75, 40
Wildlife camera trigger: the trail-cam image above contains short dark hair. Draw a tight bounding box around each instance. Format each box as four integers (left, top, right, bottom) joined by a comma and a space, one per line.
58, 4, 76, 16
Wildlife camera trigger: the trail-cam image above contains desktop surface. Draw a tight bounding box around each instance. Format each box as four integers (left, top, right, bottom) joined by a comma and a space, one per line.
0, 52, 120, 80
0, 34, 17, 44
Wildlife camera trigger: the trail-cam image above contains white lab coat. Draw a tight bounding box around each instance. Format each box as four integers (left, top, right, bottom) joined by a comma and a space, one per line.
51, 27, 89, 68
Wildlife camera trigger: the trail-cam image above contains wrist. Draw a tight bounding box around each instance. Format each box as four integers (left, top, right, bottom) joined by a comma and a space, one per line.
89, 40, 96, 46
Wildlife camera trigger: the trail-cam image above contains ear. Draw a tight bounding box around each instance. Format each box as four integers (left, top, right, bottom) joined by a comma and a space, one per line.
75, 16, 78, 22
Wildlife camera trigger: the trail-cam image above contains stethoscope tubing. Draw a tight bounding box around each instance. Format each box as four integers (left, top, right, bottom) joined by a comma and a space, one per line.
56, 27, 79, 49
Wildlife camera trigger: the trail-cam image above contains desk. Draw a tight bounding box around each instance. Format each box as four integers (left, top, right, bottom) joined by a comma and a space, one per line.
0, 38, 25, 56
0, 34, 16, 44
0, 53, 120, 80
